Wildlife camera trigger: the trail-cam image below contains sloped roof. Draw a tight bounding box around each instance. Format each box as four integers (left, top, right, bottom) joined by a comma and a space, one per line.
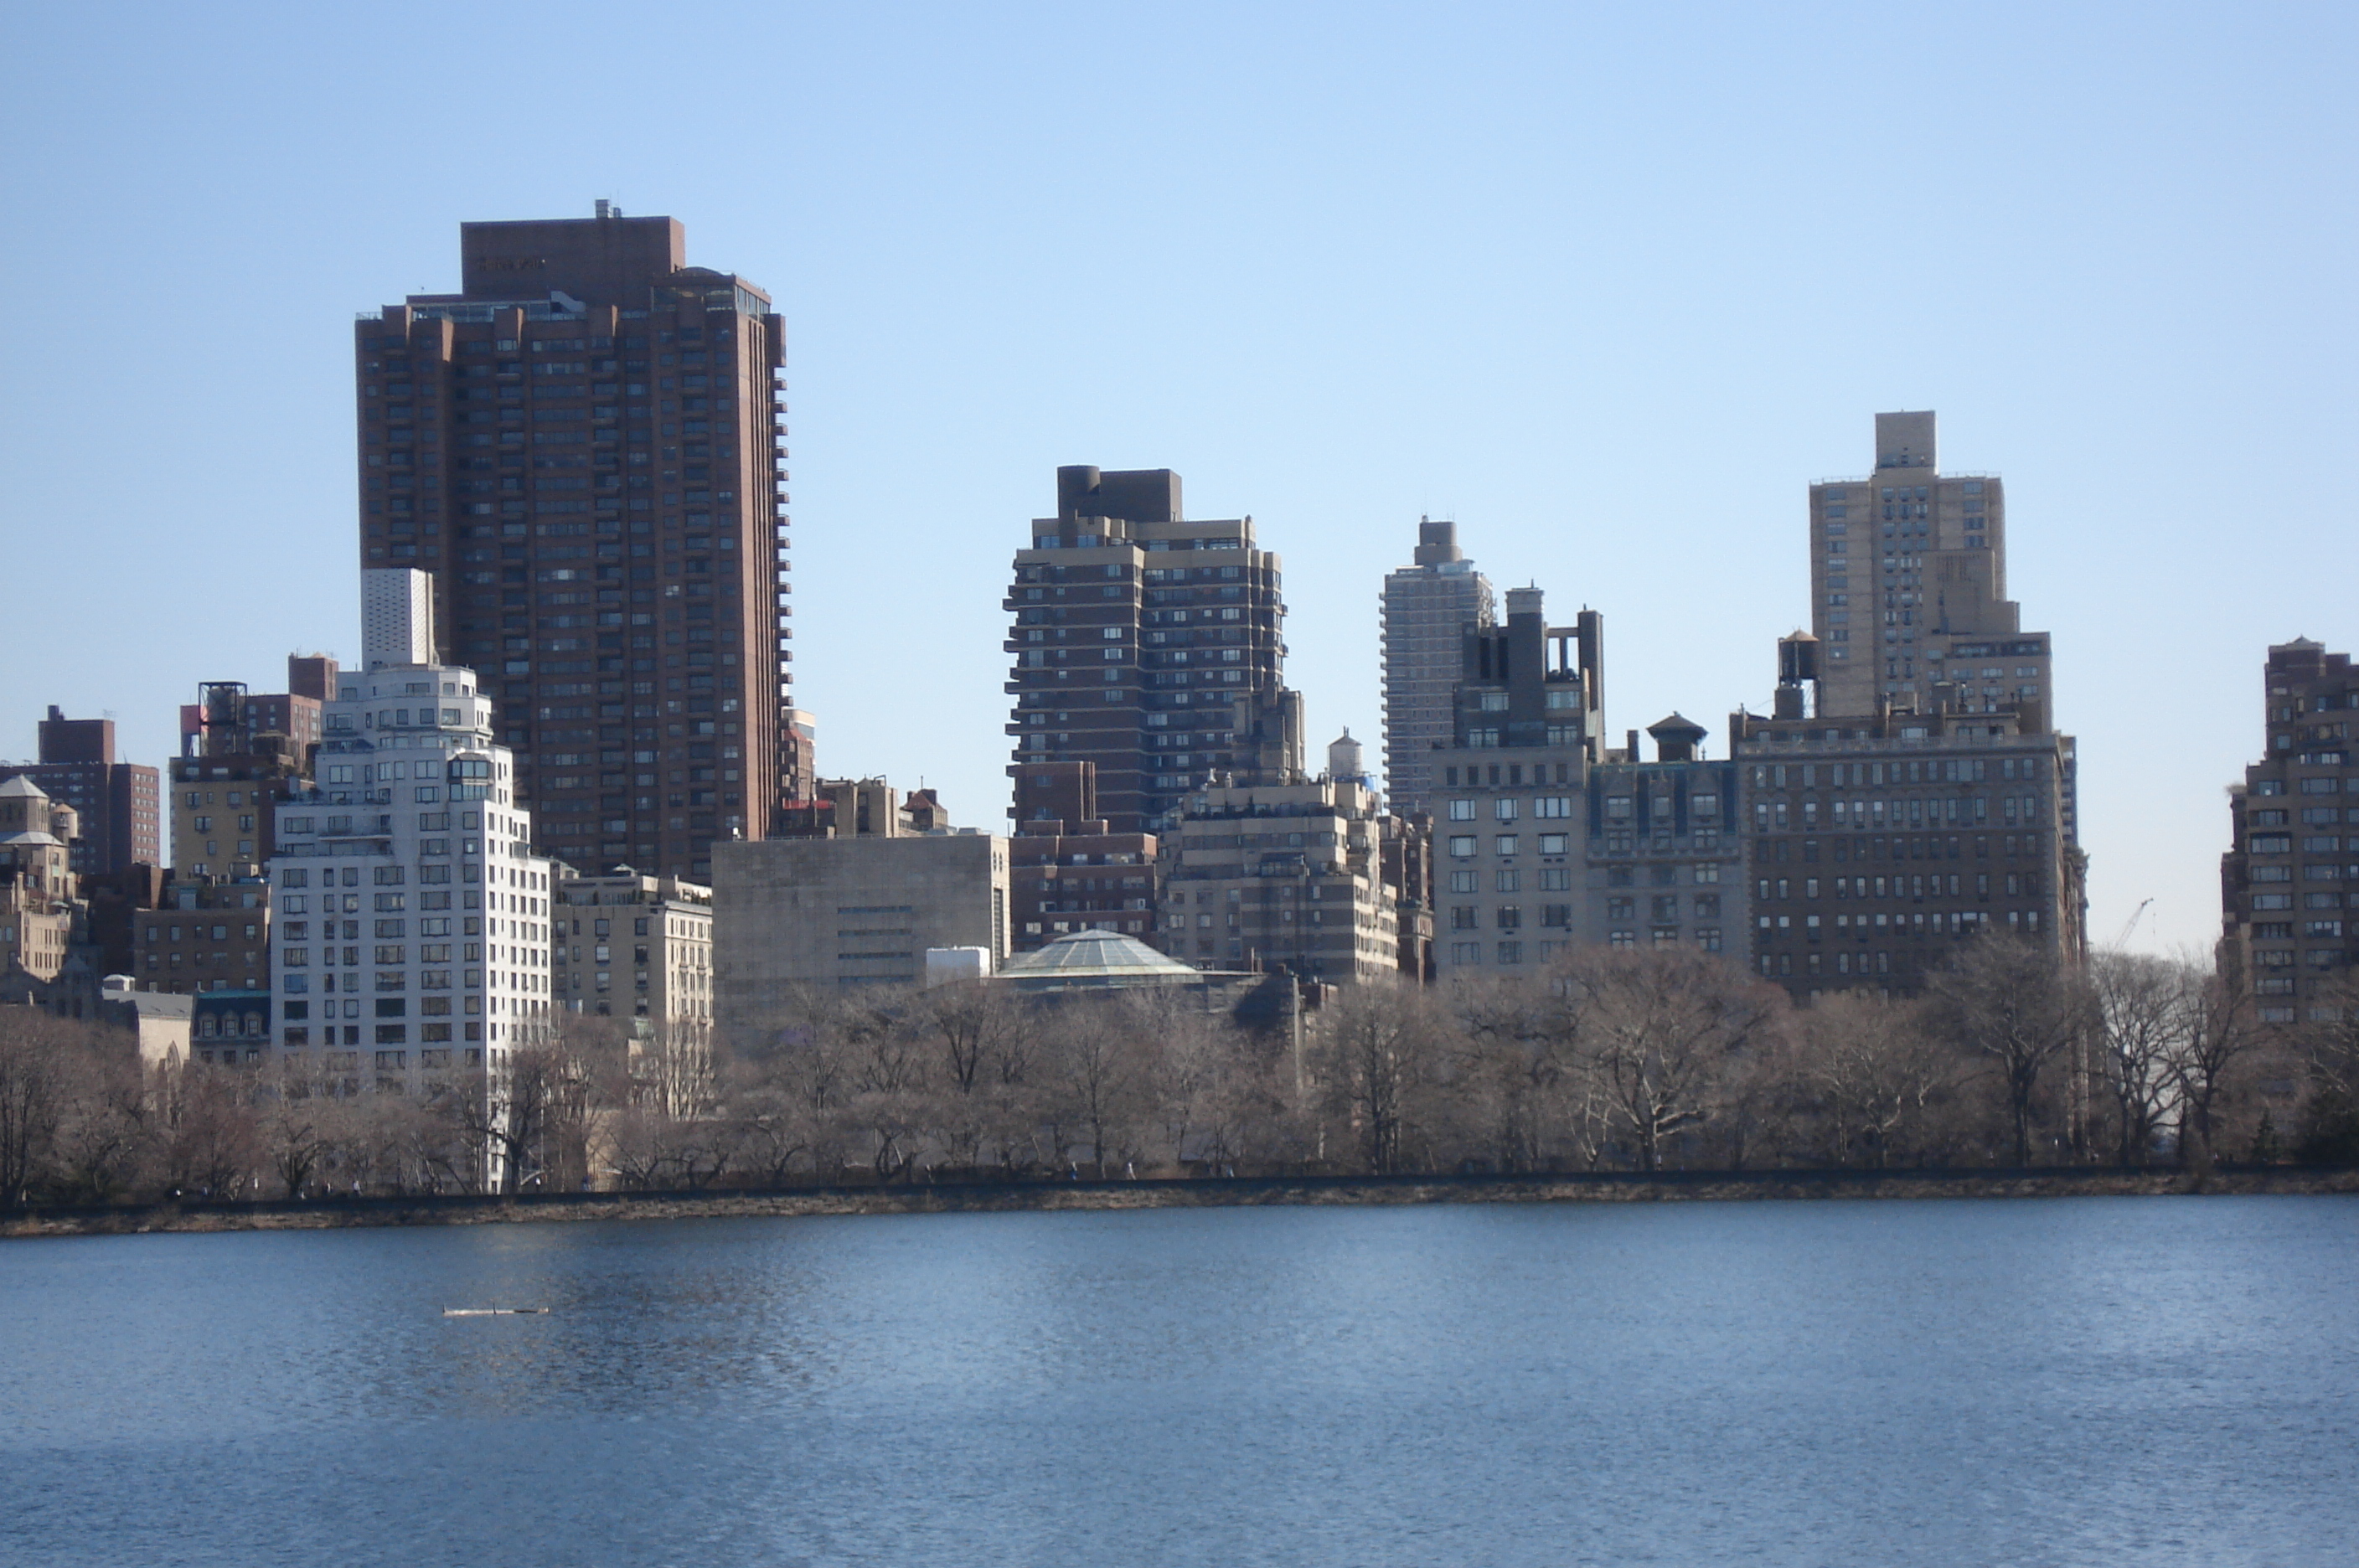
0, 775, 51, 799
999, 928, 1202, 983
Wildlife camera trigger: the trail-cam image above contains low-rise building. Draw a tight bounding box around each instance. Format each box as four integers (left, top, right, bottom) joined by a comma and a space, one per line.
190, 989, 273, 1067
714, 824, 1012, 1041
1154, 769, 1407, 984
2221, 639, 2358, 1025
130, 877, 271, 996
553, 869, 715, 1028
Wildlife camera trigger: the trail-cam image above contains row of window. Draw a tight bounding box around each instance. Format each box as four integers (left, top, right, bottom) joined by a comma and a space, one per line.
1448, 931, 1727, 965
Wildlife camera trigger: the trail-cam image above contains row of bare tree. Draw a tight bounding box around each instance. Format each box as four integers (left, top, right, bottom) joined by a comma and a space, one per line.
4, 937, 2355, 1204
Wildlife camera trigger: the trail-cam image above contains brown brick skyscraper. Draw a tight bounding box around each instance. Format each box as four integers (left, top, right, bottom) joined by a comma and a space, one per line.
1005, 467, 1300, 835
355, 206, 804, 884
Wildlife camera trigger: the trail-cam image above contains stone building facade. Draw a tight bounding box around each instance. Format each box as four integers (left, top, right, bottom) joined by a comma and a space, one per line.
2221, 639, 2359, 1025
1154, 774, 1407, 983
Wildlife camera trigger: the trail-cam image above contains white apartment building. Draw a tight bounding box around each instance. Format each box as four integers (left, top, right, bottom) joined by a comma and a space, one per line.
269, 571, 554, 1102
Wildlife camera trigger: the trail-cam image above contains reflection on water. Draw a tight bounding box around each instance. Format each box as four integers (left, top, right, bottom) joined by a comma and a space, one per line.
4, 1197, 2356, 1566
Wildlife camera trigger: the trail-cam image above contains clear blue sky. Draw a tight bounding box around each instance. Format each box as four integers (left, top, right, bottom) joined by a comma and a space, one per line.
3, 2, 2351, 956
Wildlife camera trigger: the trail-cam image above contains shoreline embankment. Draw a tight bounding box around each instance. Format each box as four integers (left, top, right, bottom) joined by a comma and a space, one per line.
6, 1163, 2356, 1240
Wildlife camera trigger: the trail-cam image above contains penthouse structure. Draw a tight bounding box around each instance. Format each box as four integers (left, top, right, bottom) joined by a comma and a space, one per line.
2221, 640, 2359, 1025
1006, 466, 1301, 835
177, 656, 335, 760
1381, 518, 1495, 812
355, 205, 803, 885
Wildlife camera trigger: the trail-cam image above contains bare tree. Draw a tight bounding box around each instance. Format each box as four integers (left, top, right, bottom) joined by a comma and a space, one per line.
1318, 977, 1454, 1174
1787, 992, 1949, 1168
2088, 949, 2183, 1165
2165, 957, 2265, 1171
154, 1061, 263, 1199
0, 1008, 78, 1203
1561, 949, 1778, 1173
48, 1039, 150, 1204
1040, 996, 1154, 1178
1928, 935, 2091, 1167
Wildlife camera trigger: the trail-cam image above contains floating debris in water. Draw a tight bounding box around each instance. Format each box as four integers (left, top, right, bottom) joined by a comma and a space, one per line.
441, 1308, 550, 1317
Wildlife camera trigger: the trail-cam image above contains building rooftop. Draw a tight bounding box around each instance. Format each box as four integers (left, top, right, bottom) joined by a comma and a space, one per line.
998, 929, 1205, 987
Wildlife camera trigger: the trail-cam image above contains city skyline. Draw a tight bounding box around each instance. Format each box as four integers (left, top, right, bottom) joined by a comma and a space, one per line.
4, 5, 2354, 959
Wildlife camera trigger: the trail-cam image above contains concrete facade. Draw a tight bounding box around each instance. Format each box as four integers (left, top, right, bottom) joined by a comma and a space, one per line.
2221, 639, 2358, 1024
713, 833, 1012, 1039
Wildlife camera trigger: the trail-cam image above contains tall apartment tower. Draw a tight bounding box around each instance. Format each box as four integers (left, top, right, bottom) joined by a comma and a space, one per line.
355, 207, 802, 887
2221, 639, 2358, 1027
1005, 466, 1299, 834
1809, 411, 2053, 723
1381, 518, 1495, 812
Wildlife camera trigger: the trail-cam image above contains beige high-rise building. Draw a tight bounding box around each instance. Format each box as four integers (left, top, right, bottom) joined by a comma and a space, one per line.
1743, 410, 2085, 999
1809, 412, 2053, 722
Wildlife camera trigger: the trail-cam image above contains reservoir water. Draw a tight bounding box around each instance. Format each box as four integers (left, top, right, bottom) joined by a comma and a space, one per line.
4, 1196, 2356, 1566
